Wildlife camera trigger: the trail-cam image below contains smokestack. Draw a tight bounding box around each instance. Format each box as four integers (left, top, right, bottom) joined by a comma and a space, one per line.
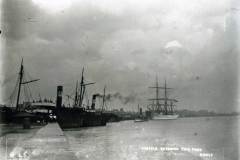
56, 86, 63, 109
140, 107, 143, 115
91, 94, 98, 110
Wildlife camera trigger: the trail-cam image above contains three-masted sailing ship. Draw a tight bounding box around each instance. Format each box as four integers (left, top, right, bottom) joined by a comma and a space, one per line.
148, 77, 179, 120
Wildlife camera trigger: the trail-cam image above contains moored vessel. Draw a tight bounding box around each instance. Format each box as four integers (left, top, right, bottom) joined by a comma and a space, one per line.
134, 104, 147, 122
148, 77, 179, 120
152, 113, 179, 120
56, 68, 108, 129
1, 59, 45, 126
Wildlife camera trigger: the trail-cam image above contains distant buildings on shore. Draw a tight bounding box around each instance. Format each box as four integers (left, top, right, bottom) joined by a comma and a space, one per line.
176, 109, 239, 117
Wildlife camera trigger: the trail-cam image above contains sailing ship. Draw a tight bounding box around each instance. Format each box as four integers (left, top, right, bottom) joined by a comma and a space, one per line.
148, 77, 179, 120
56, 68, 108, 129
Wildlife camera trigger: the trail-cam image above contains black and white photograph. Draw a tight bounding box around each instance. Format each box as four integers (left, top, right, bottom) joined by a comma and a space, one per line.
0, 0, 239, 159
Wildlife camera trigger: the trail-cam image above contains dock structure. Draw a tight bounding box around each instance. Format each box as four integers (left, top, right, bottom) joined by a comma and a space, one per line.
2, 123, 78, 160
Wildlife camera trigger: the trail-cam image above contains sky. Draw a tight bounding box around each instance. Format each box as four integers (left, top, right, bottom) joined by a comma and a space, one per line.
0, 0, 239, 112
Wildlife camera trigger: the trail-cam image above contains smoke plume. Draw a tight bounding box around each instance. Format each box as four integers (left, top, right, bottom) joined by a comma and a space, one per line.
94, 92, 137, 104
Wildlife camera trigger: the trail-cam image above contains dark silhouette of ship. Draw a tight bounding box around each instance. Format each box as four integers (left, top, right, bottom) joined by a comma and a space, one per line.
1, 60, 114, 128
56, 68, 108, 129
0, 59, 44, 126
134, 104, 148, 122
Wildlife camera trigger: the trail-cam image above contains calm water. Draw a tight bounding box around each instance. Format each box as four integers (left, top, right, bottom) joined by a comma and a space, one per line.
64, 116, 239, 160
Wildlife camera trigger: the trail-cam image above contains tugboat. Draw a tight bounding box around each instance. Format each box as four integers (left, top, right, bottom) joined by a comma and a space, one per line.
134, 104, 147, 122
56, 68, 108, 129
148, 77, 179, 120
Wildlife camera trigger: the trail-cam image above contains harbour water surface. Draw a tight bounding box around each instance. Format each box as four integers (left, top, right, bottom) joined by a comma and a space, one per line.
0, 116, 238, 160
64, 116, 239, 160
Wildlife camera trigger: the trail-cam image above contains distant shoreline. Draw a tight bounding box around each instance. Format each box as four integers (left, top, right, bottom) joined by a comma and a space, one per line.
176, 109, 239, 118
178, 114, 239, 118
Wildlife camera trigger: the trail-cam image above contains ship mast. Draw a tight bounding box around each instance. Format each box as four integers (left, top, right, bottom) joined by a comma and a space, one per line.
170, 101, 174, 114
161, 79, 178, 114
101, 85, 106, 112
156, 76, 160, 110
74, 80, 78, 106
149, 76, 162, 112
16, 59, 24, 111
78, 68, 84, 107
15, 58, 40, 111
164, 79, 168, 115
78, 67, 95, 108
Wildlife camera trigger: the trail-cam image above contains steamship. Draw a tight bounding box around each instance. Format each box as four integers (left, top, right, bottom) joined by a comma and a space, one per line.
148, 78, 179, 120
56, 68, 108, 129
0, 59, 45, 125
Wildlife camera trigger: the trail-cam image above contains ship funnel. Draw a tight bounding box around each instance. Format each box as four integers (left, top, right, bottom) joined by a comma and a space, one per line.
140, 107, 143, 115
56, 86, 63, 108
91, 94, 98, 110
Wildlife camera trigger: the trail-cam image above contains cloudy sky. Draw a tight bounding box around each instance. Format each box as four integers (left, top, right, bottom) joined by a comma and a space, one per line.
1, 0, 239, 112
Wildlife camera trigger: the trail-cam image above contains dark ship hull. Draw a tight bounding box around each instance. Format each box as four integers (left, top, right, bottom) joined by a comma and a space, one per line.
55, 68, 110, 129
0, 106, 13, 123
0, 106, 45, 124
56, 107, 107, 129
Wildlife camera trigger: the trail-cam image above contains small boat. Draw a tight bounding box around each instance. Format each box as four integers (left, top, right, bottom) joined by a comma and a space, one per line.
134, 118, 145, 122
